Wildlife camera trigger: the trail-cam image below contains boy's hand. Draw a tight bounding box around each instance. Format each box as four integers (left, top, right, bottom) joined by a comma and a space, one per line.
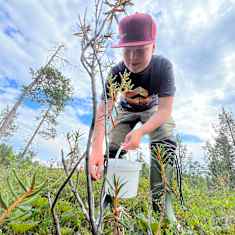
89, 151, 104, 181
122, 128, 144, 150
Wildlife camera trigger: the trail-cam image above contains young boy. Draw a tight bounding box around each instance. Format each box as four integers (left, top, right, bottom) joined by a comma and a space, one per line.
89, 12, 178, 224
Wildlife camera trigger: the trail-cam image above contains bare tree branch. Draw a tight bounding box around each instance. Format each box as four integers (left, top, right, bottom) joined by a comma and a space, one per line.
47, 192, 61, 235
61, 150, 90, 222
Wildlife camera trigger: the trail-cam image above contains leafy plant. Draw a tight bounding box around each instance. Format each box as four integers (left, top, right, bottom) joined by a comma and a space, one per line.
0, 170, 45, 224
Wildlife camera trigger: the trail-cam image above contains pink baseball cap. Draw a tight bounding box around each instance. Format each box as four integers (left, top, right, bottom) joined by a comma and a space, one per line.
112, 12, 157, 48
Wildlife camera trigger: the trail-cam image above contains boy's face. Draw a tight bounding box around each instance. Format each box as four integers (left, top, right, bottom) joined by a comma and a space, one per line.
123, 43, 154, 73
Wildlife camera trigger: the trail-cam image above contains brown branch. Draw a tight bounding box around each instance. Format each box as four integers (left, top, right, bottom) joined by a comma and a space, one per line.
92, 44, 113, 230
0, 185, 35, 224
51, 153, 85, 211
76, 0, 131, 233
47, 192, 61, 235
61, 151, 90, 222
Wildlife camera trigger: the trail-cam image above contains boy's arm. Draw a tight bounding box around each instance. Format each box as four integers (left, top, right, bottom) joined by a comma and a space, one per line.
140, 96, 174, 135
122, 96, 174, 150
89, 99, 114, 180
91, 99, 114, 145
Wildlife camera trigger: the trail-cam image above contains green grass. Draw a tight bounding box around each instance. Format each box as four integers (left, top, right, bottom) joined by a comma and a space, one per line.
0, 163, 234, 234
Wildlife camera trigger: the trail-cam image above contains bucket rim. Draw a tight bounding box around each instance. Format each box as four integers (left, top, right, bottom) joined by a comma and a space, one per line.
107, 159, 142, 171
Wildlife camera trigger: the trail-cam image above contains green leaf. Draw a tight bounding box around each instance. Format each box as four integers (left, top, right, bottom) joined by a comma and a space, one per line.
57, 200, 73, 213
9, 221, 40, 233
136, 215, 149, 231
31, 197, 48, 208
17, 205, 31, 212
12, 169, 27, 192
0, 192, 8, 209
30, 172, 37, 189
6, 211, 32, 223
26, 181, 46, 198
7, 176, 17, 198
61, 227, 73, 235
151, 222, 159, 233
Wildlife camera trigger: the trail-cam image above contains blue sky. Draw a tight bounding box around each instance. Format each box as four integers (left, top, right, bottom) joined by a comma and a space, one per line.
0, 0, 235, 165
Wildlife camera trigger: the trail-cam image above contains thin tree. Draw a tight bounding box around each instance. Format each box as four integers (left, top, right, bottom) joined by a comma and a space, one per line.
0, 45, 64, 138
204, 107, 235, 187
51, 1, 134, 234
49, 1, 136, 234
176, 134, 188, 173
221, 107, 235, 146
0, 106, 17, 140
21, 66, 73, 158
77, 1, 132, 233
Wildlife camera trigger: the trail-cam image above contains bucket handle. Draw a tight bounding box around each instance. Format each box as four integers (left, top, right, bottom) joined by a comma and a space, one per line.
111, 146, 124, 169
114, 146, 123, 159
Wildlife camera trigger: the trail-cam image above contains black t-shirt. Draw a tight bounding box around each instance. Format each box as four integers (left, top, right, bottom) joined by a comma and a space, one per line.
101, 54, 176, 111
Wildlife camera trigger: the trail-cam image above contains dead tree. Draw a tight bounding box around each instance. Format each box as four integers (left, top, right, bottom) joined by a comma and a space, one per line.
0, 45, 64, 138
20, 66, 72, 158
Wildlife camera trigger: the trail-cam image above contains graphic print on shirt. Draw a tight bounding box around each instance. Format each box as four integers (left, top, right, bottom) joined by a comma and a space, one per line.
122, 86, 153, 106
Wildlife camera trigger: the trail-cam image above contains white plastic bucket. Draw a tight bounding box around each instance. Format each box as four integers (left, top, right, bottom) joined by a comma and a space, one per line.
105, 159, 142, 198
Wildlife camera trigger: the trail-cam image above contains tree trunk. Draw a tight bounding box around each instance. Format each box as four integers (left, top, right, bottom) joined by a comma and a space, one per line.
0, 44, 64, 137
21, 106, 51, 158
0, 81, 36, 137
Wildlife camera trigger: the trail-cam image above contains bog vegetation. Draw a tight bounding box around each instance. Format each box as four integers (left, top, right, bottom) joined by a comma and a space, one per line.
0, 119, 235, 235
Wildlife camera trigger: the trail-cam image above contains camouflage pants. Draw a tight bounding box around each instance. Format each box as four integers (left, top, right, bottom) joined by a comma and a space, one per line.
107, 105, 177, 223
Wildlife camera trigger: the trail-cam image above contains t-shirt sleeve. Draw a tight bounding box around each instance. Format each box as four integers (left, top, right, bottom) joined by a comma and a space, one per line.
158, 58, 176, 97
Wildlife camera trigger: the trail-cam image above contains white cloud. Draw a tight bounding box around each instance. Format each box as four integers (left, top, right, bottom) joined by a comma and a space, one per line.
188, 7, 210, 29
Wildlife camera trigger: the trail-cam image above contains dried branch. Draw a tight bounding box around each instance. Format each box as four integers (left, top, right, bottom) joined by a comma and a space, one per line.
61, 150, 90, 222
74, 0, 134, 233
47, 192, 61, 235
51, 153, 85, 211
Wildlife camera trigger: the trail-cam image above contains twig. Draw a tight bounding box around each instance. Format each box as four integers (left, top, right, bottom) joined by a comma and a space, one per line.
47, 192, 61, 235
51, 153, 85, 211
61, 151, 90, 222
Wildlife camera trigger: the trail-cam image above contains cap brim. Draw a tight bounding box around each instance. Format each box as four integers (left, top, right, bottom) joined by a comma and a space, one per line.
111, 40, 154, 48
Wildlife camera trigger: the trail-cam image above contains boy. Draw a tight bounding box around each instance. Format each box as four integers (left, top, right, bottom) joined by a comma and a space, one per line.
89, 12, 178, 224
